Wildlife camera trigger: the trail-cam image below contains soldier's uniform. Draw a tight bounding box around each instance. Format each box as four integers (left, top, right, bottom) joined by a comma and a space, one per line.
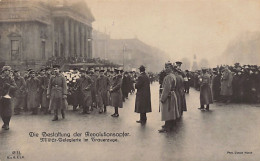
96, 70, 110, 113
90, 71, 98, 108
47, 69, 68, 121
198, 68, 213, 111
13, 71, 26, 115
78, 70, 93, 114
159, 63, 179, 133
41, 68, 52, 114
110, 69, 123, 117
26, 71, 41, 114
0, 66, 17, 130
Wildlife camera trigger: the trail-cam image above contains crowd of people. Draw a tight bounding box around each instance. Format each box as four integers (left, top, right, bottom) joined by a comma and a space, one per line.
46, 56, 119, 67
0, 64, 156, 130
1, 61, 259, 133
188, 63, 260, 103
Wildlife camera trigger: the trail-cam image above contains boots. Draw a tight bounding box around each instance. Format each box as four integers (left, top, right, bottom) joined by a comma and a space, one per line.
205, 105, 209, 111
198, 105, 205, 110
52, 110, 58, 121
104, 106, 107, 113
61, 110, 65, 119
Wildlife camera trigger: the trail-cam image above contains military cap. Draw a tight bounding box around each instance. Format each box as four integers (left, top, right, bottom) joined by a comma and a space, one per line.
53, 65, 60, 69
100, 69, 105, 72
29, 70, 35, 74
79, 68, 85, 72
40, 68, 46, 72
45, 67, 51, 70
165, 61, 172, 68
175, 61, 182, 66
13, 69, 19, 73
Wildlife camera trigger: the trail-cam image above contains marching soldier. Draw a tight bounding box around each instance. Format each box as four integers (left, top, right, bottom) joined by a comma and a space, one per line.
47, 65, 68, 121
78, 69, 93, 114
13, 70, 26, 115
96, 69, 110, 113
0, 66, 17, 130
26, 70, 41, 115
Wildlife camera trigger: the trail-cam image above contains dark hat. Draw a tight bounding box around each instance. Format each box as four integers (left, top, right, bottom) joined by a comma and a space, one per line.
201, 67, 208, 71
53, 65, 60, 69
13, 69, 19, 73
73, 67, 78, 71
79, 68, 85, 72
138, 65, 146, 72
29, 70, 35, 74
99, 69, 105, 72
175, 61, 182, 66
45, 67, 51, 70
124, 71, 128, 74
40, 68, 46, 72
27, 68, 33, 72
165, 62, 172, 68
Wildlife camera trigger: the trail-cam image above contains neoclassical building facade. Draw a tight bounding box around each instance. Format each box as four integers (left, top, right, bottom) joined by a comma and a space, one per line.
0, 0, 94, 65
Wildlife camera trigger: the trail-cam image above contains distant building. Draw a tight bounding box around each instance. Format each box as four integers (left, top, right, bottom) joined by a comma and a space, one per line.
93, 30, 168, 72
0, 0, 94, 66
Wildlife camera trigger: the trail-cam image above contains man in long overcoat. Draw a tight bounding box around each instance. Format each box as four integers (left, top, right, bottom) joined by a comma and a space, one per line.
110, 69, 123, 117
122, 72, 131, 101
13, 70, 26, 115
96, 69, 110, 113
26, 70, 41, 115
175, 68, 187, 116
41, 67, 52, 114
158, 63, 179, 133
198, 68, 213, 111
90, 69, 98, 108
135, 65, 151, 124
220, 66, 233, 103
78, 69, 93, 114
0, 66, 17, 130
47, 65, 68, 121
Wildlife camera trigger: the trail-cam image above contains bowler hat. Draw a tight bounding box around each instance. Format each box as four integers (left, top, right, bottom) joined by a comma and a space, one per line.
138, 65, 146, 71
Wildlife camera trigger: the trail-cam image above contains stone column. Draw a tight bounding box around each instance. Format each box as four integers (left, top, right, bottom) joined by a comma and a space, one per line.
75, 22, 80, 56
80, 24, 85, 57
89, 27, 93, 58
70, 20, 74, 56
64, 18, 69, 58
85, 26, 89, 58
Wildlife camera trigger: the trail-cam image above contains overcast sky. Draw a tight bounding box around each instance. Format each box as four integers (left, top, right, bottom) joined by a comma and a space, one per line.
85, 0, 260, 65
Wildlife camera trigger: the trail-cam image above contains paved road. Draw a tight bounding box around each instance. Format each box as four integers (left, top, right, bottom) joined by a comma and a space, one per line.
0, 82, 259, 161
